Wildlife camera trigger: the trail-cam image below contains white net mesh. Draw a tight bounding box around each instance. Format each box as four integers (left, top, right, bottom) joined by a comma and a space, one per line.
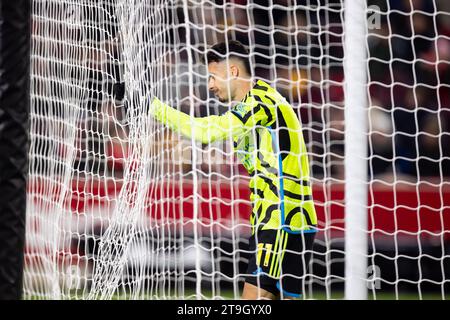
24, 0, 449, 300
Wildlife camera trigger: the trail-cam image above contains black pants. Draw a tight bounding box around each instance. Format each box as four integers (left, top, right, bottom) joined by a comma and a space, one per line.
245, 228, 316, 298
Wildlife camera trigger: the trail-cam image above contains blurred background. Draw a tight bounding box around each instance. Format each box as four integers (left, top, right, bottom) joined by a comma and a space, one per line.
26, 0, 449, 299
46, 0, 450, 183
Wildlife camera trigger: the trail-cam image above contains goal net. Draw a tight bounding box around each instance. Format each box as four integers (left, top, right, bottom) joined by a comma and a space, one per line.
24, 0, 450, 300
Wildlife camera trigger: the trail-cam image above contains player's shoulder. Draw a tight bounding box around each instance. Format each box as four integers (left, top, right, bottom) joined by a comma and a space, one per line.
252, 79, 271, 93
250, 79, 275, 97
248, 79, 288, 106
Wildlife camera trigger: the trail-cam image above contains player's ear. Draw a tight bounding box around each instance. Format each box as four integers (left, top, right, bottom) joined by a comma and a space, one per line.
230, 65, 239, 79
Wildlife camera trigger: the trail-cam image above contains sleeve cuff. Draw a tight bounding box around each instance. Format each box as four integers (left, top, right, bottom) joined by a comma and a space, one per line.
150, 97, 166, 119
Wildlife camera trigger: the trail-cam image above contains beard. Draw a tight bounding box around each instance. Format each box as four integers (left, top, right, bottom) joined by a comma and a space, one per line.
215, 92, 231, 103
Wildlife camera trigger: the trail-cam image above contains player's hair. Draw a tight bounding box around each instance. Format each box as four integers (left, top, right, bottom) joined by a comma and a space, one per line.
206, 40, 251, 75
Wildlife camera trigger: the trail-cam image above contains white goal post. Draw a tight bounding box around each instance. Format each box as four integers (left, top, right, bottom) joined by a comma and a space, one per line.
343, 0, 368, 300
24, 0, 450, 300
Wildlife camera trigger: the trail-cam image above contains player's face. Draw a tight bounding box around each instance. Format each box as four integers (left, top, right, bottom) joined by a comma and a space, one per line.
207, 61, 234, 103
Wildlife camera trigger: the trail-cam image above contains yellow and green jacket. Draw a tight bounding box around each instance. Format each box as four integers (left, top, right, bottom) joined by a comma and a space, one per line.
151, 80, 317, 234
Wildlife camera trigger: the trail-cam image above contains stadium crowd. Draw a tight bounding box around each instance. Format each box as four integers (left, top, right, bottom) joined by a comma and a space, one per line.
47, 0, 449, 182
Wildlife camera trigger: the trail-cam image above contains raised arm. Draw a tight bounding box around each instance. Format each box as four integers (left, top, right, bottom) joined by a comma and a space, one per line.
150, 97, 246, 144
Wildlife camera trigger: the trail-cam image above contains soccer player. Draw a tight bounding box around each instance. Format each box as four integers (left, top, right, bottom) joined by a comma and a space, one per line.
150, 40, 317, 299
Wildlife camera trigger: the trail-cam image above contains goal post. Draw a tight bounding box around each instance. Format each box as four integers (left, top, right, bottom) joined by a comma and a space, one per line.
0, 0, 30, 300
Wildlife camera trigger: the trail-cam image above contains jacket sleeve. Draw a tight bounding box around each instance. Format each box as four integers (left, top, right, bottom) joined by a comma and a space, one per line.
150, 97, 246, 144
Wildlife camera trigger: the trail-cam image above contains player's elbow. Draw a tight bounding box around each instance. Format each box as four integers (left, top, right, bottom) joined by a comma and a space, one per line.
200, 135, 215, 144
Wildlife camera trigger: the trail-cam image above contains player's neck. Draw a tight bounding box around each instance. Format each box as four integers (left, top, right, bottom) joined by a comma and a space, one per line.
233, 78, 253, 102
